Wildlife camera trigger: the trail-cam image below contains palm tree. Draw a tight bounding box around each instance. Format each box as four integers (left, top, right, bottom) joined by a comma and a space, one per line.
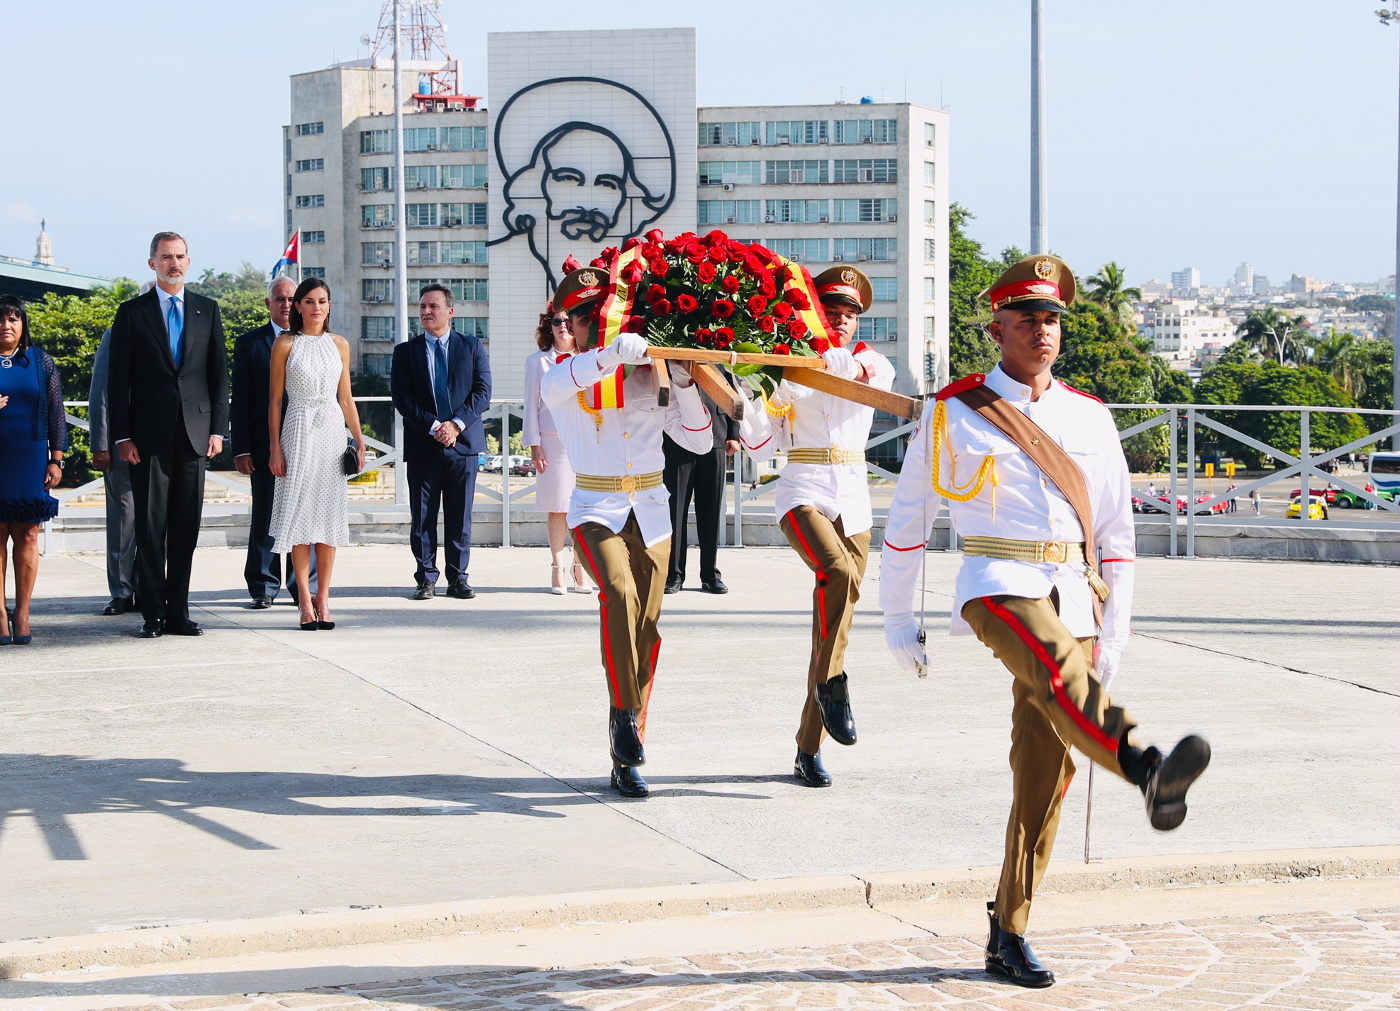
1309, 327, 1368, 398
1235, 307, 1309, 364
1083, 262, 1142, 325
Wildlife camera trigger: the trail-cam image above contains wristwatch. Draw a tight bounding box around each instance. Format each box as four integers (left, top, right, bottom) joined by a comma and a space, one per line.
50, 457, 64, 469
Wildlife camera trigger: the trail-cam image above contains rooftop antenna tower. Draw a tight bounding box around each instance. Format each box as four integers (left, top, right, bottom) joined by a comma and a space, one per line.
371, 0, 459, 96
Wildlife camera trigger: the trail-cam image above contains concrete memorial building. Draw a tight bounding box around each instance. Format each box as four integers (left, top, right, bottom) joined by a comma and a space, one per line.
285, 17, 949, 399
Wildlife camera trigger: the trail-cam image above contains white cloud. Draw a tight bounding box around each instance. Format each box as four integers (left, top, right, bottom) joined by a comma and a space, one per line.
0, 201, 42, 228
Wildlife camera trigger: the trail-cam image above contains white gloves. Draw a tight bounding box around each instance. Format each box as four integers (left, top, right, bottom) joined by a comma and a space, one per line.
884, 617, 927, 677
1093, 644, 1121, 690
597, 332, 650, 368
821, 346, 860, 380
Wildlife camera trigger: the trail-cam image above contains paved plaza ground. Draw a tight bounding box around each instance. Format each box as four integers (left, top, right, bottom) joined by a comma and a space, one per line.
2, 545, 1397, 1007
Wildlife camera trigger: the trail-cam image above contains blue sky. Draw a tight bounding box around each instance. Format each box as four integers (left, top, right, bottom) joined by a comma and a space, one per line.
0, 0, 1393, 287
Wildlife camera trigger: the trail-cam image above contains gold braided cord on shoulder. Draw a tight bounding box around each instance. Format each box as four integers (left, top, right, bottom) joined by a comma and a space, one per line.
577, 390, 603, 429
930, 399, 997, 503
761, 390, 794, 421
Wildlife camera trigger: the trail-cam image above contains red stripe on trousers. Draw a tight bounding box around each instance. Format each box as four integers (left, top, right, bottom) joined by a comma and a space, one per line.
785, 511, 828, 639
573, 530, 622, 706
638, 636, 661, 741
979, 596, 1119, 755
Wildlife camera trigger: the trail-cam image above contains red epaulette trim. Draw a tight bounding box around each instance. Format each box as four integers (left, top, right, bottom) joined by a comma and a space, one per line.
851, 340, 871, 355
1059, 380, 1103, 403
935, 373, 985, 401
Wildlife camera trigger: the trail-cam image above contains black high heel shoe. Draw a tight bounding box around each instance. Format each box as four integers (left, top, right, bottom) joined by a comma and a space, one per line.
299, 606, 318, 631
315, 607, 335, 631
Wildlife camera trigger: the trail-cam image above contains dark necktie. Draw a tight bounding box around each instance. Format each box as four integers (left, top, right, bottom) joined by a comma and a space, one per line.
433, 338, 451, 420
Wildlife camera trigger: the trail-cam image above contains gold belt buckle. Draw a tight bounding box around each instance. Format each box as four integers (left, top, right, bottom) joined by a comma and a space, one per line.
619, 474, 638, 494
1042, 541, 1066, 564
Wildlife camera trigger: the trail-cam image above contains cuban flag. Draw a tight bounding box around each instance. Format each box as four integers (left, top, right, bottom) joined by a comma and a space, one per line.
271, 232, 300, 280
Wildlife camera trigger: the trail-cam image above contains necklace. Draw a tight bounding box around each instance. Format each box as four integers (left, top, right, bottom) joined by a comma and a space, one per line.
0, 348, 17, 369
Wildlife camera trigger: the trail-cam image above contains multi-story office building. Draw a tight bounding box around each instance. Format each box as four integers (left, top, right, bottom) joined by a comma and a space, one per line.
1138, 298, 1235, 365
285, 27, 948, 401
1170, 266, 1200, 290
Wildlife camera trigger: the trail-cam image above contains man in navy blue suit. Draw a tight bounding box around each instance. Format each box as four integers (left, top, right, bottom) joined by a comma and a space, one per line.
390, 283, 492, 599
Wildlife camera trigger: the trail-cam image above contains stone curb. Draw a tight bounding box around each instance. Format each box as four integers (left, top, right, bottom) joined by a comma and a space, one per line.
2, 846, 1394, 979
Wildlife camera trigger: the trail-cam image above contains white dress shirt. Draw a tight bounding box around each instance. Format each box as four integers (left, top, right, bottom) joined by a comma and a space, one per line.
539, 348, 714, 546
879, 364, 1136, 649
737, 343, 896, 536
156, 285, 183, 330
423, 329, 466, 433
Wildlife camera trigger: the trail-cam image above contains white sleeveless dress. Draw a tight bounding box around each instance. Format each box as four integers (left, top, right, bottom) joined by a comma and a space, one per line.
270, 332, 350, 552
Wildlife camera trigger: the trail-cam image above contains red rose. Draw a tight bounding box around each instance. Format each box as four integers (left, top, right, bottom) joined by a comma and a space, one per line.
676, 293, 699, 313
785, 288, 810, 311
721, 275, 741, 293
758, 273, 777, 297
645, 228, 665, 244
683, 243, 706, 264
808, 335, 829, 354
562, 254, 582, 272
757, 315, 776, 334
696, 261, 717, 284
646, 283, 667, 304
623, 315, 647, 333
696, 327, 714, 345
620, 262, 644, 284
788, 320, 810, 340
648, 259, 670, 278
590, 256, 607, 268
712, 299, 735, 320
771, 301, 794, 321
772, 342, 791, 355
596, 247, 620, 267
707, 245, 727, 263
704, 230, 728, 246
651, 298, 672, 316
622, 237, 642, 252
726, 241, 748, 262
746, 295, 768, 316
714, 327, 734, 350
641, 243, 665, 262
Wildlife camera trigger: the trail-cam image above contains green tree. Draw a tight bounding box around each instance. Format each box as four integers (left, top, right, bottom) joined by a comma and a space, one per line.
1082, 261, 1141, 332
188, 262, 270, 360
1309, 328, 1370, 399
1236, 307, 1309, 364
947, 203, 1014, 379
1353, 338, 1394, 437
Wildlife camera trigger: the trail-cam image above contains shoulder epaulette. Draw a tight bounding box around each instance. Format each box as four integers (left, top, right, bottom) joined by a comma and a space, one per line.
935, 373, 985, 401
1058, 380, 1103, 404
850, 340, 871, 355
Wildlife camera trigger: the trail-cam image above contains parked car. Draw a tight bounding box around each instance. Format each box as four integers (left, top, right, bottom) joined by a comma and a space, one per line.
1289, 487, 1337, 504
480, 454, 503, 473
1286, 495, 1328, 520
509, 455, 536, 476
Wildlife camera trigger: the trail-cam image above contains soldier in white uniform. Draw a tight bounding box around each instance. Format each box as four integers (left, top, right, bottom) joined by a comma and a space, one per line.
879, 255, 1211, 989
737, 266, 896, 788
540, 267, 715, 798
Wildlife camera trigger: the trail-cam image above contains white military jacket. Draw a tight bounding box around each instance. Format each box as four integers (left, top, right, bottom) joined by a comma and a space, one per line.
879, 365, 1136, 648
540, 347, 713, 547
737, 342, 896, 536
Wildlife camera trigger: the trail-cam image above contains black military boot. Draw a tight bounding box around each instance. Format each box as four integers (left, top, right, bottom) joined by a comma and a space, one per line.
985, 905, 1055, 989
609, 707, 645, 767
793, 749, 832, 788
815, 673, 857, 745
610, 763, 649, 798
1143, 735, 1211, 830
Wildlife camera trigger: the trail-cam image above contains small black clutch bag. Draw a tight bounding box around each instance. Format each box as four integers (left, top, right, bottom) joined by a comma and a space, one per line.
341, 438, 360, 476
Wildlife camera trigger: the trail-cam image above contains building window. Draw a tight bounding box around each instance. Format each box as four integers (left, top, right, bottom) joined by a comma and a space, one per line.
362, 316, 395, 341
923, 238, 937, 262
441, 126, 487, 150
294, 194, 324, 208
362, 167, 392, 191
765, 120, 829, 145
362, 353, 393, 376
832, 237, 897, 262
832, 158, 898, 183
407, 241, 439, 265
303, 267, 325, 279
857, 317, 898, 341
362, 205, 393, 228
403, 127, 437, 152
296, 121, 324, 136
442, 163, 488, 188
405, 165, 438, 189
294, 158, 324, 172
457, 316, 489, 340
833, 119, 897, 144
698, 121, 761, 147
924, 161, 936, 186
832, 198, 897, 222
698, 160, 762, 186
406, 203, 439, 227
765, 238, 828, 263
362, 242, 393, 265
924, 123, 936, 148
441, 202, 488, 227
301, 229, 325, 243
924, 317, 935, 340
454, 278, 489, 302
923, 277, 936, 301
441, 240, 488, 264
871, 277, 897, 302
360, 129, 393, 154
698, 200, 761, 225
765, 199, 828, 223
923, 200, 936, 224
362, 278, 394, 302
765, 159, 829, 184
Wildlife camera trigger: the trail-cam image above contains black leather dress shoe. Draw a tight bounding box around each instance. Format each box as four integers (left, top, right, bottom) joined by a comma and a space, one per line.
165, 620, 203, 637
249, 596, 273, 610
1145, 735, 1211, 830
609, 707, 645, 767
447, 578, 476, 599
700, 578, 728, 594
815, 672, 857, 746
610, 764, 649, 797
664, 576, 682, 594
986, 921, 1055, 988
413, 582, 436, 600
103, 597, 135, 616
793, 749, 832, 787
139, 620, 163, 639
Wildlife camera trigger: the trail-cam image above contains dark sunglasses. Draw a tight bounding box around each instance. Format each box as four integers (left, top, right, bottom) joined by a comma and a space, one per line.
550, 316, 569, 325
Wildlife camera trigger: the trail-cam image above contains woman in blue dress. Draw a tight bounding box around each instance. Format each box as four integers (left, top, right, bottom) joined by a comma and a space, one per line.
0, 294, 66, 644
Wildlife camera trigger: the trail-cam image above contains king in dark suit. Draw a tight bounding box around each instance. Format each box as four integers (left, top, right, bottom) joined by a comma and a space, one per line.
390, 283, 492, 599
230, 275, 315, 607
109, 232, 229, 638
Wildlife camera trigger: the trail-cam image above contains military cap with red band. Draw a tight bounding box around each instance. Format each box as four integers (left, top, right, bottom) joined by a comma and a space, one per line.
812, 265, 874, 314
981, 254, 1077, 313
555, 267, 606, 313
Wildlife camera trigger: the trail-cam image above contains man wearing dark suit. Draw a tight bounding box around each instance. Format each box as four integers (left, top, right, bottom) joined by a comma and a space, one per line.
89, 327, 138, 615
110, 232, 229, 638
390, 283, 491, 600
663, 383, 741, 594
230, 275, 315, 608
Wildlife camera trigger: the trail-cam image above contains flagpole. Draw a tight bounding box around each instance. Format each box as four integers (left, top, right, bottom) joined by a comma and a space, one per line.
392, 1, 408, 506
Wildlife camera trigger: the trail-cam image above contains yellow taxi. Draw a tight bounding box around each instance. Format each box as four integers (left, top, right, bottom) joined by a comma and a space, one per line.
1286, 494, 1328, 520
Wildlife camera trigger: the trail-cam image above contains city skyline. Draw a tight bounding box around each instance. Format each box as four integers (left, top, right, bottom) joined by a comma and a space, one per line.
0, 0, 1393, 288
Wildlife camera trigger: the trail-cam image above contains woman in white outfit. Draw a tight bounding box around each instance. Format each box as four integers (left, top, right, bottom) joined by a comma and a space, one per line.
268, 278, 366, 630
524, 308, 590, 594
